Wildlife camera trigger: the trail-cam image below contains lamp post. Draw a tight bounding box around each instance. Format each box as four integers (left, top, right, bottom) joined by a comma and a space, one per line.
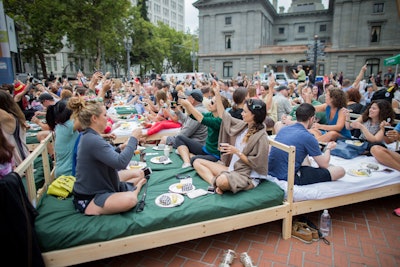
123, 37, 132, 80
263, 65, 267, 73
190, 51, 197, 73
313, 35, 318, 77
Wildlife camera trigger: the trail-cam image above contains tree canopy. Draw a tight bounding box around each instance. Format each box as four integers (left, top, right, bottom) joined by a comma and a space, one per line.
4, 0, 198, 78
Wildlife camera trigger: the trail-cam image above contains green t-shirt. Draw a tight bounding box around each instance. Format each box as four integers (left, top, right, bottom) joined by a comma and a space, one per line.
191, 112, 222, 156
297, 69, 306, 82
289, 100, 327, 124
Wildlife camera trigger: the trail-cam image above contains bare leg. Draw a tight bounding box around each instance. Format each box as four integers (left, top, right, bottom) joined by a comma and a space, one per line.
370, 146, 400, 171
192, 159, 228, 184
317, 131, 341, 142
85, 179, 147, 215
327, 166, 345, 180
159, 136, 167, 145
118, 169, 144, 184
177, 145, 191, 164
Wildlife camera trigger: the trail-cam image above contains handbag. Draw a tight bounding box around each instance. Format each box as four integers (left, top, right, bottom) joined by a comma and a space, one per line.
330, 139, 368, 159
47, 175, 76, 199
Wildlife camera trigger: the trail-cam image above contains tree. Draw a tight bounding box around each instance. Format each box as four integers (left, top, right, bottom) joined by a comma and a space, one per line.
65, 0, 131, 71
4, 0, 68, 79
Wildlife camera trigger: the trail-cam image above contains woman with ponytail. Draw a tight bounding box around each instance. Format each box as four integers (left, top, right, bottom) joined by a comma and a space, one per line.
193, 82, 269, 194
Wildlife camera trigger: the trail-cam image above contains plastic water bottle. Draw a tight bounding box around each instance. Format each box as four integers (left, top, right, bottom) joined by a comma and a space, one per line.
319, 209, 331, 237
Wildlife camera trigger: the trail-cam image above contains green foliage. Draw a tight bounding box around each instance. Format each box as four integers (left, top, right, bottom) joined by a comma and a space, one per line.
4, 0, 198, 78
4, 0, 69, 78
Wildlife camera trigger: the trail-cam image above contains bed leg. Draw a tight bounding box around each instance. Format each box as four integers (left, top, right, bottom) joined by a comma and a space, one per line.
282, 212, 292, 239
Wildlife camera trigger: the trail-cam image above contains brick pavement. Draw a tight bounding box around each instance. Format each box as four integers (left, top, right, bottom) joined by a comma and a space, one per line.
75, 194, 400, 267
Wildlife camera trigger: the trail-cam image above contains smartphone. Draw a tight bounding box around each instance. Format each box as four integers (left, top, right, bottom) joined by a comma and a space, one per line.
143, 167, 152, 177
382, 168, 394, 173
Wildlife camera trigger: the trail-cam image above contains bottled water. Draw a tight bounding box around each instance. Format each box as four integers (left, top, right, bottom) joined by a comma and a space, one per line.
319, 209, 331, 237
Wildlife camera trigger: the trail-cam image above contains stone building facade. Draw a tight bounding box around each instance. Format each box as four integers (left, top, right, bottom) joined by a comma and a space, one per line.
193, 0, 400, 81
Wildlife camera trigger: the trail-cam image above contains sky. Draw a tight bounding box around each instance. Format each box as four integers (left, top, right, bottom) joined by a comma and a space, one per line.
185, 0, 329, 34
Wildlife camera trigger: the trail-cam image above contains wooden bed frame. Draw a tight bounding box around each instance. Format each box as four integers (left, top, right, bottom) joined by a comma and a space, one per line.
16, 134, 296, 267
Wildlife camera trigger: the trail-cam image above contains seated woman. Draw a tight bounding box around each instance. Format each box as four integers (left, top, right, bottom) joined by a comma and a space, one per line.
344, 99, 395, 152
176, 93, 230, 169
192, 83, 269, 194
0, 130, 14, 179
228, 87, 247, 120
346, 88, 365, 114
46, 99, 80, 178
142, 99, 181, 139
67, 96, 146, 215
309, 88, 351, 142
370, 123, 400, 171
0, 90, 29, 167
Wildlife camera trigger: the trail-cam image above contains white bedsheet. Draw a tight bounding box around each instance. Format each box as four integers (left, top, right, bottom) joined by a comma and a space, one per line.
267, 142, 400, 202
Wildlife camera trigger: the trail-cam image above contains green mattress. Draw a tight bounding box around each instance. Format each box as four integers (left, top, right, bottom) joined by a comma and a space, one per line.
114, 106, 137, 115
35, 148, 284, 252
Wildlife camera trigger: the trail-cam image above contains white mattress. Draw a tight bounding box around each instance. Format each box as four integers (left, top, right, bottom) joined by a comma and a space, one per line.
267, 142, 400, 202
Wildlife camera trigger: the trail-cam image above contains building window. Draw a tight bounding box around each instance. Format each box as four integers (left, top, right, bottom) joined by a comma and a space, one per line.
278, 27, 285, 34
319, 24, 326, 32
225, 35, 231, 49
298, 26, 305, 33
370, 26, 381, 43
365, 58, 380, 77
373, 3, 384, 13
223, 62, 233, 78
225, 17, 232, 25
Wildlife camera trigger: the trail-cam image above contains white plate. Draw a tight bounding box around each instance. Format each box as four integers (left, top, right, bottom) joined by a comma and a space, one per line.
169, 183, 196, 194
126, 161, 147, 170
345, 140, 364, 146
155, 193, 184, 208
347, 169, 371, 177
360, 162, 382, 171
137, 145, 146, 151
152, 146, 166, 151
150, 156, 172, 164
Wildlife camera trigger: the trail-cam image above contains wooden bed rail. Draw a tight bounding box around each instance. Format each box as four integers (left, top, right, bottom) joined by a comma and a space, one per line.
18, 133, 297, 266
15, 133, 54, 206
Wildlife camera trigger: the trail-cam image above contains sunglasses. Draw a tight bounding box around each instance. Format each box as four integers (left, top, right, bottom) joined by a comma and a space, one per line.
246, 99, 262, 110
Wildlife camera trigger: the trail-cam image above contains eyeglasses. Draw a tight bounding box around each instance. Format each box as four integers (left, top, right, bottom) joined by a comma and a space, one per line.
246, 99, 263, 110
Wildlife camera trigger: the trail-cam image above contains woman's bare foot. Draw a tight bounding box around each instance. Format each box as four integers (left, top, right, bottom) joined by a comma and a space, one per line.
215, 187, 224, 195
135, 178, 147, 191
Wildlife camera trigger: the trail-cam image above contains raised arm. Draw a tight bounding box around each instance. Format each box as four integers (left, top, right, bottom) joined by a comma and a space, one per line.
352, 64, 367, 88
212, 81, 225, 118
179, 98, 204, 123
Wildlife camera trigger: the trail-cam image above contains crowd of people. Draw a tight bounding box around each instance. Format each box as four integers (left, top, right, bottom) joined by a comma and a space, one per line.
1, 64, 399, 216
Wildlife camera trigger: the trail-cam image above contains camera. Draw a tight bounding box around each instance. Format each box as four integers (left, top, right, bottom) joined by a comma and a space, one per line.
143, 167, 152, 177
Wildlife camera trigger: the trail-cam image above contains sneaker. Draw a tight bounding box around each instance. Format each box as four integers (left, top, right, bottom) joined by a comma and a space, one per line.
292, 222, 313, 244
219, 249, 236, 266
297, 222, 319, 241
182, 162, 191, 169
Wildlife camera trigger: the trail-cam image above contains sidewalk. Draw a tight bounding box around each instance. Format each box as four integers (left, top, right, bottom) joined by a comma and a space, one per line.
76, 194, 400, 267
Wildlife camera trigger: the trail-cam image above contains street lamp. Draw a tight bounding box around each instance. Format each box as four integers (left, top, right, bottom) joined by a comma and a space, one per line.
263, 65, 267, 73
190, 51, 197, 73
123, 36, 132, 80
313, 35, 318, 77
